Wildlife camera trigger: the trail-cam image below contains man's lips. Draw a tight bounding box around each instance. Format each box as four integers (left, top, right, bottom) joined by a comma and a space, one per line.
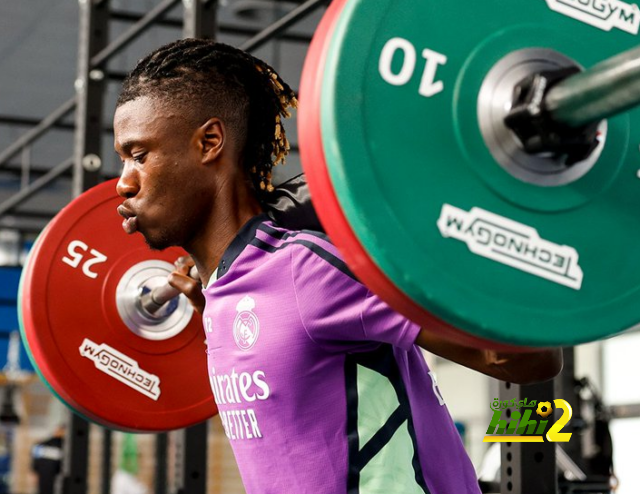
117, 205, 138, 234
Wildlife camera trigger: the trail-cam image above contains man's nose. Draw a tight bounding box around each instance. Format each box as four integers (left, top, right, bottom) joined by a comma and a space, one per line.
116, 164, 138, 199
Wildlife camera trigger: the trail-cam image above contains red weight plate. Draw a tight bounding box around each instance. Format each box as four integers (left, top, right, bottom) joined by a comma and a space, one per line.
298, 0, 530, 352
21, 179, 216, 432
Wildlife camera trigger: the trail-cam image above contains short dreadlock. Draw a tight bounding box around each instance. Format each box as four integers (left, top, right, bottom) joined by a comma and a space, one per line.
117, 38, 297, 199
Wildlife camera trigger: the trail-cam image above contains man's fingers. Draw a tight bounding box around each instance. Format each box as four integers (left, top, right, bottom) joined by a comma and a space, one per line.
173, 255, 196, 275
168, 272, 205, 314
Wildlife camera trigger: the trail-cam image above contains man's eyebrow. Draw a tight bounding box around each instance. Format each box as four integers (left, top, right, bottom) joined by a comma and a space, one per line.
115, 140, 136, 153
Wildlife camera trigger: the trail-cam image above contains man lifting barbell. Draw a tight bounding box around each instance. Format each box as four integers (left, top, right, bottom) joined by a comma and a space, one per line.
113, 37, 561, 494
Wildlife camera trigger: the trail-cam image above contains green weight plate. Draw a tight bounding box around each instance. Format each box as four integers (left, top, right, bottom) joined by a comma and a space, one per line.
18, 229, 71, 407
321, 0, 640, 346
300, 0, 530, 351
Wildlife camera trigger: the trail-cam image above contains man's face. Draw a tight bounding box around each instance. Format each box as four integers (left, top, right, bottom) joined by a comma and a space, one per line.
114, 96, 208, 250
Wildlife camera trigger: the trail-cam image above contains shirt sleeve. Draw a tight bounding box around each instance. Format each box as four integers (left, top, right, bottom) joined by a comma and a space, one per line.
290, 243, 420, 352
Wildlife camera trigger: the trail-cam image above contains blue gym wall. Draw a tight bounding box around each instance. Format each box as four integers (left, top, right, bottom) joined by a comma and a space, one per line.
0, 266, 34, 372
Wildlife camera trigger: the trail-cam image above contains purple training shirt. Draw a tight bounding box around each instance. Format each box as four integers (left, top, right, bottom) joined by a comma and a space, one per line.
202, 214, 481, 494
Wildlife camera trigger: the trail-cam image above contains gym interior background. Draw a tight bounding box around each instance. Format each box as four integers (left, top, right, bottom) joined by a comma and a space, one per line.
0, 0, 638, 493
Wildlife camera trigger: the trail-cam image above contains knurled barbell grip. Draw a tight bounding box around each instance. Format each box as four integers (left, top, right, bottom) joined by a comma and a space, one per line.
139, 265, 199, 315
545, 44, 640, 128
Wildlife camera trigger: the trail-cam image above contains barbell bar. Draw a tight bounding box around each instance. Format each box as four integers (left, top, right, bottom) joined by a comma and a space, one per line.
138, 265, 199, 316
546, 44, 640, 128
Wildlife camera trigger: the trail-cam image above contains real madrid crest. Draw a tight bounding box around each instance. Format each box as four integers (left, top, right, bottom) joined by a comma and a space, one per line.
233, 295, 260, 350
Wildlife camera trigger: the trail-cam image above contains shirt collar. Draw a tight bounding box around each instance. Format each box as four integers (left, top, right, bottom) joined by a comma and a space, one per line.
205, 269, 218, 290
215, 213, 269, 281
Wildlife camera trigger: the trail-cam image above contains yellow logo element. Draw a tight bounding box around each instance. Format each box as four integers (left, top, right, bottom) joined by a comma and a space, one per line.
536, 401, 553, 418
483, 399, 572, 443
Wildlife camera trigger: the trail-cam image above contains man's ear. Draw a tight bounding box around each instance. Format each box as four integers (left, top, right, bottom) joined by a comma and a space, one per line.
199, 118, 225, 164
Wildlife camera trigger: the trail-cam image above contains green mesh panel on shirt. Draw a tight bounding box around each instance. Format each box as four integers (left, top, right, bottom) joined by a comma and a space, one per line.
356, 365, 426, 493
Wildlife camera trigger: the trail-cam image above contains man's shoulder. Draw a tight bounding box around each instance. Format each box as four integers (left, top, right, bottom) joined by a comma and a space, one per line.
251, 221, 343, 264
220, 219, 358, 288
254, 222, 361, 288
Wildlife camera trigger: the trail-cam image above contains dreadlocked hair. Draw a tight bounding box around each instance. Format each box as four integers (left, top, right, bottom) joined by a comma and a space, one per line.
117, 38, 297, 199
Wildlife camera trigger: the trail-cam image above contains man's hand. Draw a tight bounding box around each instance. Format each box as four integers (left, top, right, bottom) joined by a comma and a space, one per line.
167, 256, 206, 314
415, 329, 563, 385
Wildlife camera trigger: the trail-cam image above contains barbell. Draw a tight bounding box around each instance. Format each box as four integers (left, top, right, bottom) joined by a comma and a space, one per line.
18, 0, 640, 431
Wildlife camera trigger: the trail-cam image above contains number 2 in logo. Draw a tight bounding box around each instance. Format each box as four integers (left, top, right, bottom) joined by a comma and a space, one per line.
546, 399, 573, 442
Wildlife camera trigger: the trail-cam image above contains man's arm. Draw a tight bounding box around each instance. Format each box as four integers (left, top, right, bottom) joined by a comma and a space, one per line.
415, 329, 563, 385
168, 254, 563, 385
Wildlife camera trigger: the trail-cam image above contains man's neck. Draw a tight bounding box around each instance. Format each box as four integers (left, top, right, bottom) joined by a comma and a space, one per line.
186, 191, 263, 287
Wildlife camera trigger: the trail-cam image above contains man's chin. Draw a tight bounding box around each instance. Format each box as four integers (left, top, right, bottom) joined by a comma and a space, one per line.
144, 239, 173, 251
141, 232, 175, 251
